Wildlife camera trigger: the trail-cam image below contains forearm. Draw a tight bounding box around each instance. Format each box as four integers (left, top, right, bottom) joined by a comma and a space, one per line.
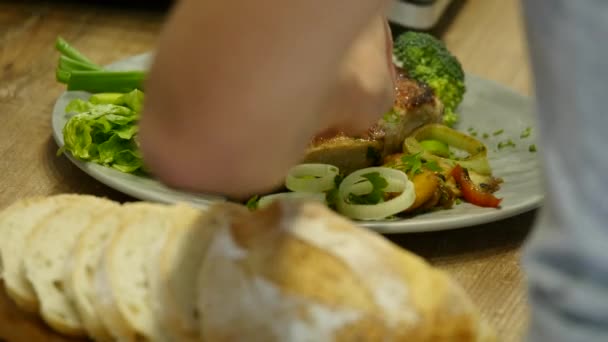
139, 0, 388, 198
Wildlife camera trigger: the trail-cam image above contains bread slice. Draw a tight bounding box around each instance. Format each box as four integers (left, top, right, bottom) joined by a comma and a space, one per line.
0, 195, 94, 313
149, 203, 246, 341
64, 203, 124, 342
23, 195, 117, 337
95, 202, 178, 341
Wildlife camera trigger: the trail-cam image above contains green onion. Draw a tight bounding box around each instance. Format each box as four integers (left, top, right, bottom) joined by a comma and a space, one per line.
56, 69, 71, 84
59, 55, 102, 73
55, 37, 100, 69
66, 70, 146, 93
54, 37, 147, 93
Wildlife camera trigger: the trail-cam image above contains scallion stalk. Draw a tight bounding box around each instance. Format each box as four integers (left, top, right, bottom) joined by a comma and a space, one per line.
66, 70, 146, 93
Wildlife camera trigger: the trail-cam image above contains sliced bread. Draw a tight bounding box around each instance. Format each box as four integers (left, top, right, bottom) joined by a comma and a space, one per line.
95, 202, 177, 342
64, 203, 124, 342
0, 195, 93, 313
149, 203, 245, 341
23, 195, 117, 336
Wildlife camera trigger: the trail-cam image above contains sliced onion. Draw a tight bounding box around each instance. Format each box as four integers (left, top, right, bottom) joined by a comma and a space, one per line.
336, 167, 415, 221
404, 124, 492, 175
258, 192, 327, 209
285, 163, 340, 193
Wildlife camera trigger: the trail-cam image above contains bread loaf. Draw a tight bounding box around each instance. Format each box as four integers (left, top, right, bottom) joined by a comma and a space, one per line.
0, 195, 496, 341
198, 200, 496, 341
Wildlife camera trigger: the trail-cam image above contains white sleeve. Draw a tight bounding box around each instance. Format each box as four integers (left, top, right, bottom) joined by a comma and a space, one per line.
521, 1, 608, 341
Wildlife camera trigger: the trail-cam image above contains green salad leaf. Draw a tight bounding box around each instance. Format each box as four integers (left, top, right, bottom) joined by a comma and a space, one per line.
60, 89, 145, 174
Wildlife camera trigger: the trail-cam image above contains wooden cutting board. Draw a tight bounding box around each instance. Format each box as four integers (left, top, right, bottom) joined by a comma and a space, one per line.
0, 283, 87, 342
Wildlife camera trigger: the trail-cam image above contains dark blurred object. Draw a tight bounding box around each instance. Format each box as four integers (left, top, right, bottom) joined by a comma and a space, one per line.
388, 0, 464, 34
389, 0, 466, 39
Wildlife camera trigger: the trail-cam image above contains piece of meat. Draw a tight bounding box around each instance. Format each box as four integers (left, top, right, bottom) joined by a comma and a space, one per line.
302, 67, 444, 174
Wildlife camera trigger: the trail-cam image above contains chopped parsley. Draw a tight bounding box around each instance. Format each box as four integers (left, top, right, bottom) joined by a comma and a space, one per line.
493, 129, 504, 136
498, 139, 516, 149
424, 160, 444, 172
401, 153, 424, 175
387, 153, 444, 175
347, 172, 388, 205
520, 127, 532, 139
482, 133, 490, 139
382, 109, 400, 124
529, 144, 537, 152
246, 195, 259, 210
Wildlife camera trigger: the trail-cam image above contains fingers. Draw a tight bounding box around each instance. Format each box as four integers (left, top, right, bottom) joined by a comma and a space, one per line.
315, 14, 396, 138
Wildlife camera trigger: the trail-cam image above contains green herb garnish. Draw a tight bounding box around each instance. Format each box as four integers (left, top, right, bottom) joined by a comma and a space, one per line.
529, 144, 537, 152
497, 139, 516, 149
382, 109, 400, 124
347, 172, 388, 205
520, 127, 532, 139
493, 129, 504, 136
246, 195, 260, 210
482, 133, 490, 139
424, 160, 444, 172
401, 153, 424, 175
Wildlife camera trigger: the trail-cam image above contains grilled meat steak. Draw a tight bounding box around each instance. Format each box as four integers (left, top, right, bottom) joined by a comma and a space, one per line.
303, 68, 444, 174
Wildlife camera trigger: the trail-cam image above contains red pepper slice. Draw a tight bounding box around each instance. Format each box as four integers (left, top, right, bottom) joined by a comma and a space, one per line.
451, 164, 502, 208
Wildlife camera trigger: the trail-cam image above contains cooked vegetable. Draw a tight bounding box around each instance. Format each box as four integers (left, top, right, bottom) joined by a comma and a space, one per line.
55, 37, 146, 93
336, 167, 415, 220
59, 89, 145, 174
451, 165, 502, 208
419, 139, 450, 158
404, 170, 440, 213
285, 164, 340, 193
393, 32, 466, 127
404, 124, 492, 175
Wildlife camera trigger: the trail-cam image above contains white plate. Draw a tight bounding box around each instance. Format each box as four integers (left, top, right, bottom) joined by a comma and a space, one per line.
52, 53, 544, 234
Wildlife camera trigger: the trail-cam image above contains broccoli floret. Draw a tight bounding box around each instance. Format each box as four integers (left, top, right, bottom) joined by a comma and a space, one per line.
393, 32, 465, 127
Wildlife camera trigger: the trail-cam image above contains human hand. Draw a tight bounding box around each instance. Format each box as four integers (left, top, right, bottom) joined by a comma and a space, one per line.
319, 15, 396, 137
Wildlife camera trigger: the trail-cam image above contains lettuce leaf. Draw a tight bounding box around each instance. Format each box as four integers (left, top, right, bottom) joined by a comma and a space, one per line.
61, 89, 145, 174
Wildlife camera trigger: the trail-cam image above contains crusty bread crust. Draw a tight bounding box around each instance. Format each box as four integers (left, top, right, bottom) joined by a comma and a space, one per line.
199, 200, 496, 342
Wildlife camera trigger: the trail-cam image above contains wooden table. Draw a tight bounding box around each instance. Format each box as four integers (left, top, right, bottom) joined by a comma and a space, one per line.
0, 1, 535, 341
